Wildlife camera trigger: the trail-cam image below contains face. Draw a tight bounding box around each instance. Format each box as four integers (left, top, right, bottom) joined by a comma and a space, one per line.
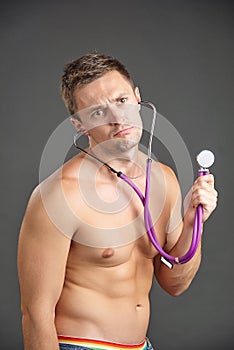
71, 71, 142, 156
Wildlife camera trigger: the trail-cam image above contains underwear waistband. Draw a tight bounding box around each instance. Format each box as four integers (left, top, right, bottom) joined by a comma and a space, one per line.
58, 336, 147, 350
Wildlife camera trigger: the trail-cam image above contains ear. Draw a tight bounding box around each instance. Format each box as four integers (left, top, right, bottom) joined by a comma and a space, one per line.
70, 117, 89, 136
134, 87, 141, 103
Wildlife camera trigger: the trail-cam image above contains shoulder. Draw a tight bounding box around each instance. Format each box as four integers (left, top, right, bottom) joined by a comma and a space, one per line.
26, 157, 83, 238
35, 152, 86, 202
151, 160, 181, 220
151, 160, 179, 191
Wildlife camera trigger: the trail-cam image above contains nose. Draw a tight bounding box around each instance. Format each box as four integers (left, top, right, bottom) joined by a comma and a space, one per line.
108, 105, 127, 125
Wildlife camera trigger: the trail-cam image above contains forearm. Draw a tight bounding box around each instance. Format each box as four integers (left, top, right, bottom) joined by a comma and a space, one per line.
22, 312, 60, 350
156, 217, 202, 296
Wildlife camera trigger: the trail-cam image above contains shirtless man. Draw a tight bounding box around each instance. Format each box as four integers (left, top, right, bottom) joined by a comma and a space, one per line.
18, 53, 218, 350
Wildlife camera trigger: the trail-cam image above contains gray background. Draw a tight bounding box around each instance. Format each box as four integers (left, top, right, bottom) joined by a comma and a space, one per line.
1, 0, 233, 349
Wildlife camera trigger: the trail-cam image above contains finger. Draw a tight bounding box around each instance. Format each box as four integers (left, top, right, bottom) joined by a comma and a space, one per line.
194, 173, 215, 186
192, 190, 218, 208
192, 182, 216, 197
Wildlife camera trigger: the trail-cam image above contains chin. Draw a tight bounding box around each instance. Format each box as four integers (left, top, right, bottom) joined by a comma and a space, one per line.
112, 138, 139, 154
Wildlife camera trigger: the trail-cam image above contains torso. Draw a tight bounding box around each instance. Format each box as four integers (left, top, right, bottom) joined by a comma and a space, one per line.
52, 151, 170, 343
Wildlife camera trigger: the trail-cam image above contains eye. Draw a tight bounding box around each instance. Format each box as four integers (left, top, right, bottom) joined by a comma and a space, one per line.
91, 108, 106, 118
119, 97, 127, 104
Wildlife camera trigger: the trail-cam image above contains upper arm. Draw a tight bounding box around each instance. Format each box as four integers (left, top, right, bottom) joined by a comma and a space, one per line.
18, 186, 72, 315
162, 165, 183, 252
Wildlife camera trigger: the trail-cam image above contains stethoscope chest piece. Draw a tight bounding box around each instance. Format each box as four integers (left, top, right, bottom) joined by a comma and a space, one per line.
196, 150, 215, 169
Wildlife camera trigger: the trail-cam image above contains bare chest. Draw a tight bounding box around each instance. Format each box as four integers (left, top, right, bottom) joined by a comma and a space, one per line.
61, 158, 169, 260
71, 175, 168, 250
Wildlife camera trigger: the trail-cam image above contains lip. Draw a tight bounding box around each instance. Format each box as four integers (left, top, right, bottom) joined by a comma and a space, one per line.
114, 127, 134, 137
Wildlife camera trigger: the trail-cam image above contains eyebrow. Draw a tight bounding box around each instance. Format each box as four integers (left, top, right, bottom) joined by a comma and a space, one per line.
80, 91, 132, 114
114, 91, 131, 100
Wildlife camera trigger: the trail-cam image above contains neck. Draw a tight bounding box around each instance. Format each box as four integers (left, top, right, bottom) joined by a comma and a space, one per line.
88, 143, 144, 179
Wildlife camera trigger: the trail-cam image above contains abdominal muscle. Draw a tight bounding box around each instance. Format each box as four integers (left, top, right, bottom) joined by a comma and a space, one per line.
55, 238, 156, 344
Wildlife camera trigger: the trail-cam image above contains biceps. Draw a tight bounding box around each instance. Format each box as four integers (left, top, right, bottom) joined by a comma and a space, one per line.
18, 217, 71, 312
164, 221, 183, 252
165, 185, 183, 251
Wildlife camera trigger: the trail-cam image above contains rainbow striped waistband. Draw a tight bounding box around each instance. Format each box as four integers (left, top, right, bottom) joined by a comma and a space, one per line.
58, 336, 147, 350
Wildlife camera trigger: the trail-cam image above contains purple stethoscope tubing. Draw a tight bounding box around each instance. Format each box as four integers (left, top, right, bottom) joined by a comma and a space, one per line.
73, 101, 212, 268
118, 163, 208, 268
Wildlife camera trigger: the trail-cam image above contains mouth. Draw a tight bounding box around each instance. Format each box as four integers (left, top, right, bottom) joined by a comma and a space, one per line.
113, 127, 134, 137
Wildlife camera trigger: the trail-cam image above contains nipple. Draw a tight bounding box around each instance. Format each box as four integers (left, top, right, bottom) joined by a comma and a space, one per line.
102, 248, 115, 258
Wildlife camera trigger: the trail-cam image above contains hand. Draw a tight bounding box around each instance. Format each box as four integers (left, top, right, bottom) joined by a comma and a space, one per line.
184, 174, 218, 225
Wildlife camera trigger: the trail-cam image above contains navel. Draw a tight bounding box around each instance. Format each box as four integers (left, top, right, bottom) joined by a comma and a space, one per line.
102, 248, 115, 258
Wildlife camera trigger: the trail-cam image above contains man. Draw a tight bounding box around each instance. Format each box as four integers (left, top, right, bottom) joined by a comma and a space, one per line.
18, 53, 218, 350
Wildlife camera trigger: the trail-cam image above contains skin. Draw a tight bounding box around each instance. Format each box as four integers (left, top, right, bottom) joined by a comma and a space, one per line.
18, 71, 218, 350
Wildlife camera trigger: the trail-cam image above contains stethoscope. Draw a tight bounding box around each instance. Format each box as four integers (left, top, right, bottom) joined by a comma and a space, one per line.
73, 101, 215, 269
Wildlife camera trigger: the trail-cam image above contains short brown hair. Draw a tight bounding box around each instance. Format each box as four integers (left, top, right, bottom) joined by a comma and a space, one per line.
61, 53, 134, 115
